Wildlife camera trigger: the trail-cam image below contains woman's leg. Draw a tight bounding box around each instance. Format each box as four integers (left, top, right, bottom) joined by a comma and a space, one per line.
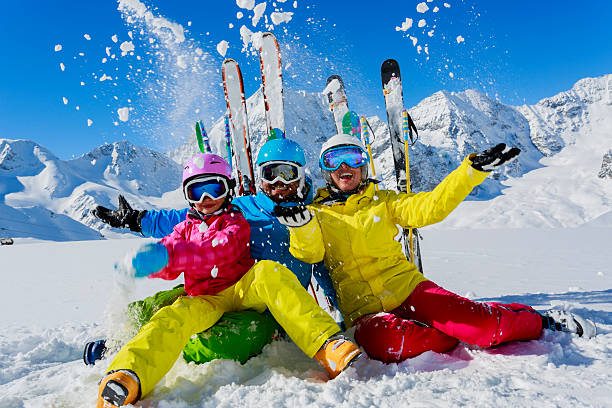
106, 292, 231, 397
354, 313, 458, 363
395, 281, 543, 347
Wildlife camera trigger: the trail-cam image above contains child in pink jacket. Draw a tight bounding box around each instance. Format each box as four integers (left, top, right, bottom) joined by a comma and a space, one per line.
95, 153, 361, 408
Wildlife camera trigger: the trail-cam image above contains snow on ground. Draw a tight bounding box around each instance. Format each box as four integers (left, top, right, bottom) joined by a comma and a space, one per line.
0, 227, 610, 407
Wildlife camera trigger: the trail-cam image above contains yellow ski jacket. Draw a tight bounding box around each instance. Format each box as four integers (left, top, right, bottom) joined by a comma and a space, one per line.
288, 157, 490, 327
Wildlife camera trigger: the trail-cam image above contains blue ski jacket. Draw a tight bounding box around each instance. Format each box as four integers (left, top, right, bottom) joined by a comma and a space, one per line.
140, 192, 337, 306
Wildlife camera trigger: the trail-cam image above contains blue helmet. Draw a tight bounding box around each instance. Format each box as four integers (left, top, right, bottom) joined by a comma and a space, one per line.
256, 138, 306, 167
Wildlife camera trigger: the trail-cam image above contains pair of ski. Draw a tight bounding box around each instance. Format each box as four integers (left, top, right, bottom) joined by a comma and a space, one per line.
325, 61, 423, 274
194, 32, 285, 196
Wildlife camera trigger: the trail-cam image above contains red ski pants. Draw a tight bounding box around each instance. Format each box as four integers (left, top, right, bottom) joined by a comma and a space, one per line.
354, 281, 543, 363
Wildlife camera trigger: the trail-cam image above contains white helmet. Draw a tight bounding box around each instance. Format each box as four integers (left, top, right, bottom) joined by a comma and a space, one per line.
319, 133, 370, 192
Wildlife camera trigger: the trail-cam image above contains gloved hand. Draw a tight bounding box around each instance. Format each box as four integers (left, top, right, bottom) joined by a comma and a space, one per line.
471, 143, 521, 172
274, 205, 313, 228
131, 243, 169, 278
92, 195, 146, 232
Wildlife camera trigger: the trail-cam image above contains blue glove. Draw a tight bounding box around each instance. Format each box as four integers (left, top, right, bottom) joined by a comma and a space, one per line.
132, 243, 169, 278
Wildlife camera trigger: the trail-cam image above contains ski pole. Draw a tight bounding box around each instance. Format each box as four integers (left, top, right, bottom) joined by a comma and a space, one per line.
401, 109, 414, 263
360, 116, 378, 191
224, 114, 233, 171
196, 120, 212, 153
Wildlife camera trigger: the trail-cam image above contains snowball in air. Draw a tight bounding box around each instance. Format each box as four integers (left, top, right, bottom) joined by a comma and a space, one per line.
217, 40, 229, 57
416, 2, 429, 13
117, 107, 130, 122
396, 18, 413, 32
236, 0, 255, 10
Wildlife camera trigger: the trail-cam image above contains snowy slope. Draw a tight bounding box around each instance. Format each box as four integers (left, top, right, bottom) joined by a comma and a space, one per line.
0, 139, 183, 241
0, 228, 610, 407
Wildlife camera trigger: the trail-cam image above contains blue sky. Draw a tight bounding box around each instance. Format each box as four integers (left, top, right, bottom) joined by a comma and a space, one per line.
1, 0, 611, 159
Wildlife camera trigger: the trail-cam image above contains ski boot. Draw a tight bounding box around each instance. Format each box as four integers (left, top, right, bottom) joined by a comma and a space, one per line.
541, 310, 597, 338
314, 334, 362, 379
97, 370, 140, 408
83, 339, 107, 366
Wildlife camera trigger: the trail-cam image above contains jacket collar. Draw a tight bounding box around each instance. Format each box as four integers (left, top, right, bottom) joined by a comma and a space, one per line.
315, 180, 378, 206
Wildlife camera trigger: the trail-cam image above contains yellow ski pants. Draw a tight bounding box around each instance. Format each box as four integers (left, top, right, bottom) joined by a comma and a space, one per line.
107, 260, 340, 397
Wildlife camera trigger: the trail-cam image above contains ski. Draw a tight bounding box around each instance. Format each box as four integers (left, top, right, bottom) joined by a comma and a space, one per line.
381, 59, 423, 273
195, 120, 212, 153
324, 75, 349, 134
258, 32, 285, 140
360, 115, 379, 186
222, 58, 256, 195
223, 114, 233, 172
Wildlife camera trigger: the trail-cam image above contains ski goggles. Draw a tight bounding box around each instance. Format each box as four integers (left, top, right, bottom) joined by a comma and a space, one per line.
184, 176, 230, 204
259, 161, 304, 184
320, 146, 369, 171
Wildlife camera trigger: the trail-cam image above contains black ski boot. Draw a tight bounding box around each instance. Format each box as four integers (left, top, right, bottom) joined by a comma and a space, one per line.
84, 339, 107, 365
541, 310, 596, 338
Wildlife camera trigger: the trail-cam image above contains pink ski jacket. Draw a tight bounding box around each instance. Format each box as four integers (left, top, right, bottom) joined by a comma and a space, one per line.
151, 207, 255, 296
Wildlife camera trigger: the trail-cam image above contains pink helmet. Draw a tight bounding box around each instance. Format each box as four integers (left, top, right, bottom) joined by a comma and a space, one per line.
182, 153, 233, 187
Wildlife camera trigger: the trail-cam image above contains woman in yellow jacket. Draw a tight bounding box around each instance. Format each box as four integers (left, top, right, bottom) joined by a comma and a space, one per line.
275, 134, 595, 363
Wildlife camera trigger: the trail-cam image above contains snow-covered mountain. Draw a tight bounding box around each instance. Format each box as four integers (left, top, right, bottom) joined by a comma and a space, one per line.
0, 139, 182, 241
2, 74, 611, 240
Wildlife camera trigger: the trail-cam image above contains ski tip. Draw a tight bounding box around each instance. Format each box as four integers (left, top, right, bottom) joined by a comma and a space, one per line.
326, 74, 344, 85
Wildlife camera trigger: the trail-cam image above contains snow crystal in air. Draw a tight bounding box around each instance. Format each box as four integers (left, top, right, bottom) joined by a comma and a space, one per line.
433, 6, 439, 12
416, 2, 429, 13
240, 25, 254, 48
120, 41, 135, 55
217, 40, 229, 57
87, 119, 93, 127
111, 34, 118, 43
449, 72, 455, 78
396, 18, 413, 31
373, 215, 381, 222
271, 12, 293, 25
118, 0, 186, 44
252, 2, 267, 27
418, 19, 426, 28
444, 3, 451, 7
84, 34, 91, 40
236, 0, 255, 10
54, 44, 62, 52
237, 11, 244, 19
293, 1, 298, 7
410, 36, 418, 46
456, 35, 465, 44
117, 107, 130, 122
60, 63, 65, 71
212, 238, 219, 247
99, 74, 112, 81
62, 97, 68, 105
211, 265, 219, 278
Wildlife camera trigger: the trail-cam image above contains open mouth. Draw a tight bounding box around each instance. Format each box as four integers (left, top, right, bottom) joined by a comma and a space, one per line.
339, 173, 354, 181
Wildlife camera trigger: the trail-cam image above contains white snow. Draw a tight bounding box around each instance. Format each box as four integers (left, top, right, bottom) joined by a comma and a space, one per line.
84, 34, 91, 40
252, 2, 267, 27
395, 18, 413, 32
59, 62, 65, 71
236, 0, 255, 10
0, 228, 610, 406
117, 107, 130, 122
54, 44, 62, 52
87, 119, 93, 127
111, 34, 118, 43
216, 40, 229, 57
416, 2, 429, 13
270, 11, 293, 25
120, 40, 135, 55
457, 35, 465, 44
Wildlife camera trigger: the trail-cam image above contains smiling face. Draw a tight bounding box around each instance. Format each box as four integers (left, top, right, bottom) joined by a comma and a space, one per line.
194, 196, 226, 214
260, 179, 300, 203
329, 163, 363, 192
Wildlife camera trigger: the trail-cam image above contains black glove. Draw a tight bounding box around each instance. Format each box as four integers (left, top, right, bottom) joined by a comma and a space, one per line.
471, 143, 521, 172
92, 195, 146, 232
273, 205, 313, 228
